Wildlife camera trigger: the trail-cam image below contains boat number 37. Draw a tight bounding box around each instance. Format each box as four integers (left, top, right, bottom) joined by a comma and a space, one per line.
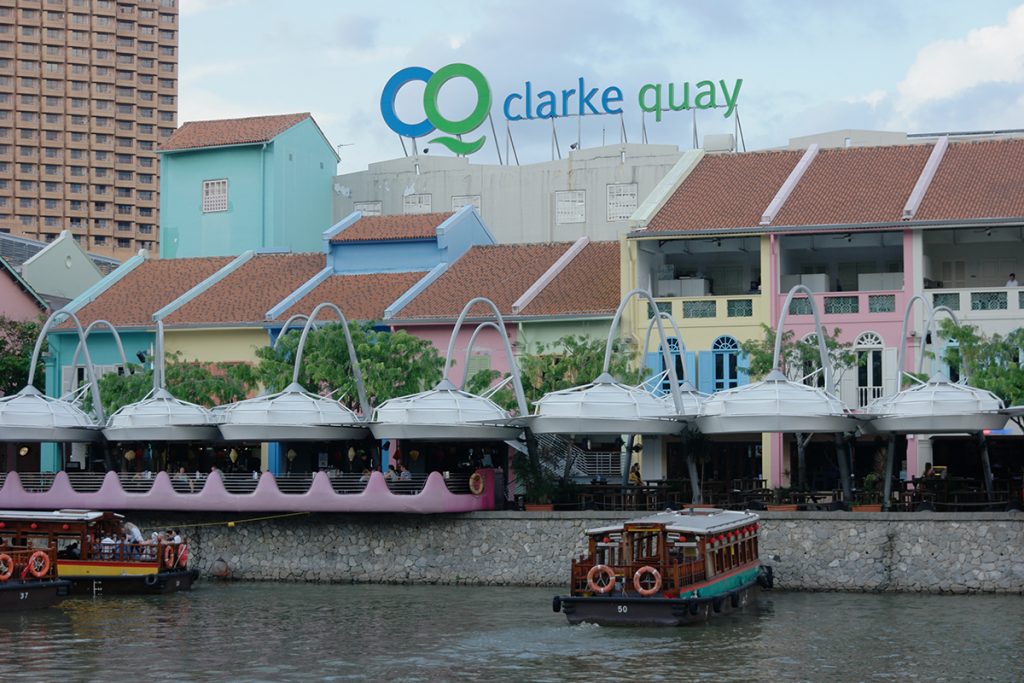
616, 605, 628, 614
19, 592, 29, 600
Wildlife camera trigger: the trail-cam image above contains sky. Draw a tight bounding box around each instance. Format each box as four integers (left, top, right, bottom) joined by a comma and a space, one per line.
177, 0, 1024, 173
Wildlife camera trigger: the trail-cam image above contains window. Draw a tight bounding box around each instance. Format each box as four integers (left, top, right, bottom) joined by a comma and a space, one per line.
660, 337, 686, 394
855, 332, 884, 407
712, 336, 740, 391
354, 201, 382, 216
116, 237, 130, 248
202, 178, 228, 212
555, 190, 585, 224
607, 183, 638, 222
403, 193, 431, 214
451, 195, 481, 213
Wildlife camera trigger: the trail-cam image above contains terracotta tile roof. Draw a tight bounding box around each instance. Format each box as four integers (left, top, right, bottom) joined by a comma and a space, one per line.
67, 256, 233, 328
520, 241, 620, 316
164, 253, 326, 325
398, 243, 572, 319
280, 271, 428, 322
772, 144, 932, 226
645, 150, 803, 233
330, 212, 453, 243
915, 139, 1024, 221
159, 113, 310, 152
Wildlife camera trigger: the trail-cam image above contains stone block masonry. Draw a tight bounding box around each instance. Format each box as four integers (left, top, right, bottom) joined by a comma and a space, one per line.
134, 511, 1024, 593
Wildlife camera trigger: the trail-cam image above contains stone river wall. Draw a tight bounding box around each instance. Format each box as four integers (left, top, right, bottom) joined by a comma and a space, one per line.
134, 511, 1024, 593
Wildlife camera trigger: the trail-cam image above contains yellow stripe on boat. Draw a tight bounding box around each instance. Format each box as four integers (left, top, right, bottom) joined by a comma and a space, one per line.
57, 560, 160, 578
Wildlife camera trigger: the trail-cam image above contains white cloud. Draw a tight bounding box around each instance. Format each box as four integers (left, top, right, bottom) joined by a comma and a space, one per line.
896, 4, 1024, 119
177, 88, 272, 123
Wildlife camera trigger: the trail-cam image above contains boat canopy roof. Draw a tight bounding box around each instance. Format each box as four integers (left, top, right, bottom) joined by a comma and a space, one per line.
0, 509, 123, 523
585, 508, 759, 536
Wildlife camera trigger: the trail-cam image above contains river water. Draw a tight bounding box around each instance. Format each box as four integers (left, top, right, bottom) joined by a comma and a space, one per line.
2, 583, 1022, 682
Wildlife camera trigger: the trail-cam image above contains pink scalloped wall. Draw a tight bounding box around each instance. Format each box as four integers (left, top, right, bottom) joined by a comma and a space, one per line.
0, 469, 497, 514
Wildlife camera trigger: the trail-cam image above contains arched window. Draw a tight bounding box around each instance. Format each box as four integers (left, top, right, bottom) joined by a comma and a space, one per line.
856, 331, 884, 406
712, 336, 740, 391
661, 337, 685, 393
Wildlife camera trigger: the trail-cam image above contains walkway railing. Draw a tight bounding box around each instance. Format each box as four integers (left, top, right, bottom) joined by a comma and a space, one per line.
0, 468, 496, 514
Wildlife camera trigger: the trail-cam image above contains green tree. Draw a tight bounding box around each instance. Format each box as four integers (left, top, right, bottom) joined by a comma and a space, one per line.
253, 322, 444, 408
0, 315, 43, 396
466, 334, 642, 413
937, 319, 1024, 418
95, 351, 258, 415
740, 323, 859, 385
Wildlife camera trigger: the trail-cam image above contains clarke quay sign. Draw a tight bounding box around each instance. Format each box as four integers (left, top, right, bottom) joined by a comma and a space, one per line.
380, 63, 743, 156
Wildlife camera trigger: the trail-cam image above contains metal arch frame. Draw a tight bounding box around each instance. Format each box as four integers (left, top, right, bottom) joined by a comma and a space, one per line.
27, 308, 105, 422
273, 314, 310, 350
641, 311, 695, 387
459, 321, 502, 390
603, 288, 683, 414
921, 305, 968, 379
291, 302, 370, 418
68, 319, 131, 394
895, 294, 931, 388
442, 297, 528, 417
774, 285, 834, 394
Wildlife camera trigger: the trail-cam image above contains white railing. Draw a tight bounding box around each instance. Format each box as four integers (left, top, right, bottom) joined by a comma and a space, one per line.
928, 287, 1023, 317
575, 451, 623, 478
857, 385, 884, 407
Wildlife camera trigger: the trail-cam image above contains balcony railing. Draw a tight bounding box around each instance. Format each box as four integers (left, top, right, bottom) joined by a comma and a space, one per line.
928, 287, 1023, 316
780, 290, 904, 318
857, 385, 884, 408
648, 294, 765, 326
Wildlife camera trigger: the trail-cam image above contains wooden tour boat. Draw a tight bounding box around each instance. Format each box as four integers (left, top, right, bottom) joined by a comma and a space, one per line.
553, 508, 773, 626
0, 510, 198, 596
0, 546, 71, 610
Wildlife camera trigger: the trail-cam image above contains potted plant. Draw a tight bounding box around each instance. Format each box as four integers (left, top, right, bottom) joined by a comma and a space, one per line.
513, 451, 557, 511
852, 473, 883, 512
767, 487, 799, 512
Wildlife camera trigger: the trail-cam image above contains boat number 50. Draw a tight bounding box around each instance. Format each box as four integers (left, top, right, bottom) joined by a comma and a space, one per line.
616, 605, 628, 614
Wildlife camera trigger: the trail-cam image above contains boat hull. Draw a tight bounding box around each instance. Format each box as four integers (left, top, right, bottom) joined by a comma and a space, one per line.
65, 568, 199, 596
557, 577, 759, 626
0, 579, 71, 610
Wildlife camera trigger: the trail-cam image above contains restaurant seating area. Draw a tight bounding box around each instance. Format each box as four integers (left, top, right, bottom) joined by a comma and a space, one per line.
559, 475, 1023, 512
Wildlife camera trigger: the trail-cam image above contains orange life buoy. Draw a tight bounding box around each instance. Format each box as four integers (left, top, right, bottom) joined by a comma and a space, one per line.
633, 565, 662, 596
163, 544, 176, 568
0, 553, 13, 582
586, 564, 616, 594
468, 472, 485, 496
28, 550, 50, 579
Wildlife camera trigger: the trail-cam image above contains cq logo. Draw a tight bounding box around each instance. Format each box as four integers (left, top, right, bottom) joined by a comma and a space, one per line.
380, 63, 491, 156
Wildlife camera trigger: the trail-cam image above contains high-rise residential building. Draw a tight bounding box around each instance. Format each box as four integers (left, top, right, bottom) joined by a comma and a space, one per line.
0, 0, 178, 258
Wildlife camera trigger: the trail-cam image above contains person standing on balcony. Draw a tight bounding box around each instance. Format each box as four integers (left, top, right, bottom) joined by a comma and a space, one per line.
1007, 273, 1018, 287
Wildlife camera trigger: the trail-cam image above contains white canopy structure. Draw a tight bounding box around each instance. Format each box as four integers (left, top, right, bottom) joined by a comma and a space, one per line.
0, 308, 104, 443
103, 320, 219, 442
370, 297, 525, 442
696, 285, 856, 435
217, 303, 369, 442
519, 290, 690, 436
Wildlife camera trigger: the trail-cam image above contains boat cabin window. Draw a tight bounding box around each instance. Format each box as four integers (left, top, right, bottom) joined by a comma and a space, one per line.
629, 530, 661, 564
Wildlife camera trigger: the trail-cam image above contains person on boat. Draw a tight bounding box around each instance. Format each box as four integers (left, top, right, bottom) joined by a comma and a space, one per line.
628, 463, 644, 486
383, 465, 398, 481
359, 468, 372, 483
398, 463, 412, 481
923, 462, 935, 478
